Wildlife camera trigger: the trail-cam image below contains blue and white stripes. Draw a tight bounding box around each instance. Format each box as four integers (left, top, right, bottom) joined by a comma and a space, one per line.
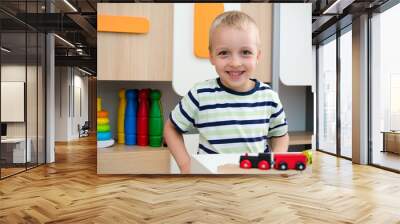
170, 78, 288, 154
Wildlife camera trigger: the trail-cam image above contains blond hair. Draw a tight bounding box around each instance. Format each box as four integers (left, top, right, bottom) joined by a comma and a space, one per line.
208, 11, 260, 51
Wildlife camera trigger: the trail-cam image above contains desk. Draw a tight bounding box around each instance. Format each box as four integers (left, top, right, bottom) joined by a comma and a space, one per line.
97, 145, 311, 175
382, 131, 400, 154
189, 154, 308, 174
170, 153, 310, 174
1, 138, 31, 163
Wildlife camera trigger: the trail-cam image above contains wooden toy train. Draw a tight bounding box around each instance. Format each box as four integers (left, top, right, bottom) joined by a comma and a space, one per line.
239, 152, 310, 171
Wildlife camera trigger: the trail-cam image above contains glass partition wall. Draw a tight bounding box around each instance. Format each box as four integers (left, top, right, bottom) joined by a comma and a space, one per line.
317, 27, 353, 159
370, 3, 400, 171
0, 1, 46, 179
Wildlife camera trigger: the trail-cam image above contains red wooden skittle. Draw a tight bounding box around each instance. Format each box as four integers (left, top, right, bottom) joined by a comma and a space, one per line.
137, 89, 150, 146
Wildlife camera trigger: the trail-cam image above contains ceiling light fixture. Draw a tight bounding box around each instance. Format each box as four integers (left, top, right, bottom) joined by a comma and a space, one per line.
1, 47, 11, 53
63, 0, 78, 12
78, 67, 93, 76
322, 0, 355, 15
323, 0, 342, 14
54, 34, 75, 48
76, 48, 86, 56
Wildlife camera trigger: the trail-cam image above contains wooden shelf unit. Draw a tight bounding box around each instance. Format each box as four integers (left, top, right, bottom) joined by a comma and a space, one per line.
97, 144, 171, 174
288, 131, 312, 145
97, 4, 173, 81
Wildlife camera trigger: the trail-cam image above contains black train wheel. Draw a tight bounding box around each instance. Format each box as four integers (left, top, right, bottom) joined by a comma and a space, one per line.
279, 162, 288, 170
296, 162, 306, 171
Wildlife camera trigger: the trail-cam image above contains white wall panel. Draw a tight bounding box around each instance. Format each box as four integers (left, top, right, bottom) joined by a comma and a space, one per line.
279, 3, 313, 86
1, 82, 25, 122
172, 3, 241, 96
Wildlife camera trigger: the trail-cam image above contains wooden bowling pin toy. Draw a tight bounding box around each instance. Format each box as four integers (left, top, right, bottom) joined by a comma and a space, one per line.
117, 89, 126, 144
125, 89, 138, 145
149, 90, 163, 147
137, 89, 150, 146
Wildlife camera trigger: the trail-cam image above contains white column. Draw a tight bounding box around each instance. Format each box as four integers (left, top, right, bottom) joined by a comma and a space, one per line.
352, 14, 369, 164
46, 32, 55, 163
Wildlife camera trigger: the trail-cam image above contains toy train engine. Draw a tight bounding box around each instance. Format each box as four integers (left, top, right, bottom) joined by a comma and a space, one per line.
240, 152, 308, 171
239, 153, 272, 170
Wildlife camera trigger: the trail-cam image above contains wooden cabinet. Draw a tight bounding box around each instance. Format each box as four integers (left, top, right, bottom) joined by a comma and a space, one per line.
97, 3, 272, 83
382, 131, 400, 154
97, 145, 171, 174
97, 3, 173, 81
241, 4, 273, 83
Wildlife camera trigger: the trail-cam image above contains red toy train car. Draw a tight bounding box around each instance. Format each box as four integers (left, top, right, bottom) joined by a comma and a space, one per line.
239, 152, 308, 171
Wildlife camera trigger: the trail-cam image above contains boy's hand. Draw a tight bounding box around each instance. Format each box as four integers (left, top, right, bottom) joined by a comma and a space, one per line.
164, 119, 192, 174
179, 161, 191, 174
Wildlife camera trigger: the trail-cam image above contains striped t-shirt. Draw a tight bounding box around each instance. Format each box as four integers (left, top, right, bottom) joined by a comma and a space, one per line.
170, 78, 288, 154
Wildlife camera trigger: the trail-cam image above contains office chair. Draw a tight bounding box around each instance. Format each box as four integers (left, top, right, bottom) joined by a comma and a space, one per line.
78, 121, 90, 138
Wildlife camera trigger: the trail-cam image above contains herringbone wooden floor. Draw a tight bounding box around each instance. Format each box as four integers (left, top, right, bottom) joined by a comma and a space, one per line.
1, 136, 400, 224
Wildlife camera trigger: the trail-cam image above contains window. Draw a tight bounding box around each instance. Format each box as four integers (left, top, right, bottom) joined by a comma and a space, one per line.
339, 29, 352, 158
318, 37, 337, 155
371, 2, 400, 171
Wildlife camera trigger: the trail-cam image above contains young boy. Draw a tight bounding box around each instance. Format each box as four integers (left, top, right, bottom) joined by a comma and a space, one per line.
164, 11, 289, 173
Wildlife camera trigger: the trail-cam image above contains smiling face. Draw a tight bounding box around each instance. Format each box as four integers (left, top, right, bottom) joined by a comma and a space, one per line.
209, 25, 261, 92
